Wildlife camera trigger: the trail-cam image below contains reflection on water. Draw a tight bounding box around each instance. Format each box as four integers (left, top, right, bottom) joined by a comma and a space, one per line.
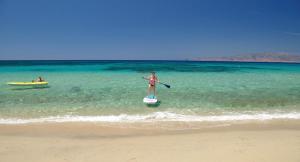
10, 85, 51, 91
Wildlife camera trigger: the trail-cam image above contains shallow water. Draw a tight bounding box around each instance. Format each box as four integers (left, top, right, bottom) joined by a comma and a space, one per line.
0, 61, 299, 123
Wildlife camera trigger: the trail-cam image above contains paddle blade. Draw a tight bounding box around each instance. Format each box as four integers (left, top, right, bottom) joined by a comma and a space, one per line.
164, 84, 171, 88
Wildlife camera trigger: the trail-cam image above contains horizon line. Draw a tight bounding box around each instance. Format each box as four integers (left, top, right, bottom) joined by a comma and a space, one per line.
0, 59, 299, 64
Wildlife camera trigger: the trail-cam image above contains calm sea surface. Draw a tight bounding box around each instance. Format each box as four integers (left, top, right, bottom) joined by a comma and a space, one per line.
0, 60, 299, 123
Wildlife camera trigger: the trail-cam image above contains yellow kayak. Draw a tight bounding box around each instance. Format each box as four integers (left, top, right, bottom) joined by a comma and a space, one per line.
7, 82, 48, 86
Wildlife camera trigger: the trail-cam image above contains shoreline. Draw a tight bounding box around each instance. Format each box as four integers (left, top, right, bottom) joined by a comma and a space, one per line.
0, 121, 299, 162
1, 120, 300, 135
0, 111, 299, 124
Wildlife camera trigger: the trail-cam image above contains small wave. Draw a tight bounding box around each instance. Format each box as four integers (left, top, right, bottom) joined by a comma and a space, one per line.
0, 112, 300, 124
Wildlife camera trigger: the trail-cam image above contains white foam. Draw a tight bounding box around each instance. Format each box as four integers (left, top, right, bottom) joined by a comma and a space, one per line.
0, 112, 300, 124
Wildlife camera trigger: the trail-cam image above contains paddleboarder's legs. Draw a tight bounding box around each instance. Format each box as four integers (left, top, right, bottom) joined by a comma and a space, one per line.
148, 84, 155, 96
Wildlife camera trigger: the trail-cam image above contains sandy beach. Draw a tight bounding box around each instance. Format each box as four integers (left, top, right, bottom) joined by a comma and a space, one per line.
0, 121, 299, 162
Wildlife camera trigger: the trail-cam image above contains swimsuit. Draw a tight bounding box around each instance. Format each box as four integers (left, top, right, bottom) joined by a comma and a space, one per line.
149, 77, 156, 86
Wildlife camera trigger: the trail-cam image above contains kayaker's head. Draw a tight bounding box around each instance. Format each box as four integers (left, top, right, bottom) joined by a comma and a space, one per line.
38, 76, 44, 82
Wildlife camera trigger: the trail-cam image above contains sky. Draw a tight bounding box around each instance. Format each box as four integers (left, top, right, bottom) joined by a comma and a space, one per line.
0, 0, 300, 60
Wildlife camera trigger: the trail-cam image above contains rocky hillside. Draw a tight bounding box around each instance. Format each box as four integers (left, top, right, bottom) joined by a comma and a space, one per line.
193, 53, 300, 63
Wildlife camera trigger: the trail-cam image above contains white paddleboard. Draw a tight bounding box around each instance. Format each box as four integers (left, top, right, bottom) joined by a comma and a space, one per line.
143, 95, 158, 104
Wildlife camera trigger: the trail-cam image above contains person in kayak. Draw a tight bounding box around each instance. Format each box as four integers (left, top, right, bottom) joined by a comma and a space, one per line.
147, 72, 159, 96
33, 76, 45, 82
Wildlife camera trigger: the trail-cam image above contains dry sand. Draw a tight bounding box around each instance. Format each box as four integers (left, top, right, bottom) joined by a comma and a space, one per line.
0, 121, 299, 162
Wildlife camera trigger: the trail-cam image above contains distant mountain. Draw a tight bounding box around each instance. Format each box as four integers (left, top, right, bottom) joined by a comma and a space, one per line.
192, 53, 300, 63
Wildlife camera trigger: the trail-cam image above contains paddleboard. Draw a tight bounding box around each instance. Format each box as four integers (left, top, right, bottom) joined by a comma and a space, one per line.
7, 82, 48, 86
143, 95, 158, 104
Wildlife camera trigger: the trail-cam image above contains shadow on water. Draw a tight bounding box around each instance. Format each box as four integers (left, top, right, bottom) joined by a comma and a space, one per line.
10, 86, 51, 91
70, 86, 82, 93
146, 100, 161, 108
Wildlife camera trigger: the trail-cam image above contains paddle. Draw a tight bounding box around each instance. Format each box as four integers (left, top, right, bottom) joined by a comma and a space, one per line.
142, 77, 171, 88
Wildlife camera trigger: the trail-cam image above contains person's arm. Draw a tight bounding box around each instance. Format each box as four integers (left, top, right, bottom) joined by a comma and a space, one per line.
142, 76, 150, 81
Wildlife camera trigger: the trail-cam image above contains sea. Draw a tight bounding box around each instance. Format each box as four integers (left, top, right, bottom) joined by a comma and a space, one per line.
0, 60, 299, 124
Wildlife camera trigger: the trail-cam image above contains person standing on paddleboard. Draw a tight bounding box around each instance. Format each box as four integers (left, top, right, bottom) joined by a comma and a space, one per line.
147, 72, 159, 96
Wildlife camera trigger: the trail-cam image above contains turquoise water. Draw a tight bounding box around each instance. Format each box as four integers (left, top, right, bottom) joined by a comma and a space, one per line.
0, 61, 300, 123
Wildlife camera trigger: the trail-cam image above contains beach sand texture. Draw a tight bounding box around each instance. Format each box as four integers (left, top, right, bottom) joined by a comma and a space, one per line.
0, 122, 299, 162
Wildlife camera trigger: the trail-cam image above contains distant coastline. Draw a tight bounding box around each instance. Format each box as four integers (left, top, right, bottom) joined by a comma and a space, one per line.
191, 53, 300, 63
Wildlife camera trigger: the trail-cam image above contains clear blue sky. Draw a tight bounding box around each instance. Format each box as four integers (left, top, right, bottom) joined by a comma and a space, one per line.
0, 0, 299, 60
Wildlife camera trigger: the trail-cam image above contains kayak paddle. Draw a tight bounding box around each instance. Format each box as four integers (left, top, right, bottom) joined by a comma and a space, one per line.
142, 77, 171, 88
